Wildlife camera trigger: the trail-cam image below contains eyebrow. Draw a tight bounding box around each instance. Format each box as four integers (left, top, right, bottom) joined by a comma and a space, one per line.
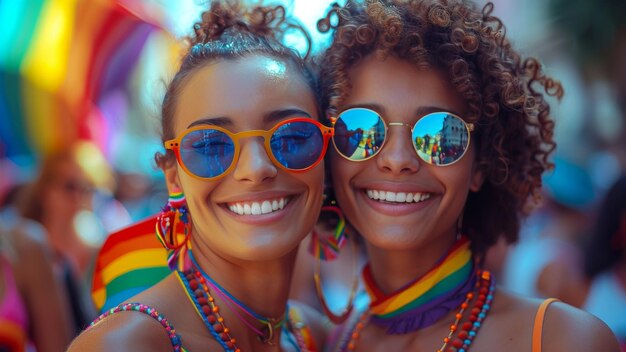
187, 109, 312, 129
188, 117, 230, 128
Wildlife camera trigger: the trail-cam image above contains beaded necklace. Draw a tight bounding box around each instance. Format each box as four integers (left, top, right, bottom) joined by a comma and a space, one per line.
341, 237, 495, 352
188, 252, 286, 343
344, 270, 494, 352
178, 251, 317, 351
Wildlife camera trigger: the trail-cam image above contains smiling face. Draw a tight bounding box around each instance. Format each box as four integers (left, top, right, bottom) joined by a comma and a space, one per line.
330, 55, 484, 255
164, 55, 324, 262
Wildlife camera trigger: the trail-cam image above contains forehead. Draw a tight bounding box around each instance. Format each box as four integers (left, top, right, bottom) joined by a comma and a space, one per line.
344, 55, 466, 116
173, 55, 316, 131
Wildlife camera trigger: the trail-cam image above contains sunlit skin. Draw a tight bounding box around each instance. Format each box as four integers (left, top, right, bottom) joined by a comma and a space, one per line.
330, 55, 484, 292
166, 56, 324, 262
158, 55, 325, 351
328, 55, 621, 352
67, 55, 329, 352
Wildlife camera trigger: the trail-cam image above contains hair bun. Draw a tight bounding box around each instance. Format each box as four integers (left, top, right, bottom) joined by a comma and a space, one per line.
191, 1, 289, 45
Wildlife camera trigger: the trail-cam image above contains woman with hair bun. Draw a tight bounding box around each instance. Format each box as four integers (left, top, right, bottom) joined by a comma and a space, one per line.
69, 1, 331, 351
316, 0, 620, 351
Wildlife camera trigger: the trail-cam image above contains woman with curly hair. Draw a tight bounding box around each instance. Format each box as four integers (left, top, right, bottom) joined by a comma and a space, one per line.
68, 1, 332, 351
316, 0, 620, 351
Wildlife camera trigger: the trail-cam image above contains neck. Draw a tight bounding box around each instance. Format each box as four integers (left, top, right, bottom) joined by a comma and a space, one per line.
365, 233, 457, 294
189, 245, 297, 329
362, 236, 475, 334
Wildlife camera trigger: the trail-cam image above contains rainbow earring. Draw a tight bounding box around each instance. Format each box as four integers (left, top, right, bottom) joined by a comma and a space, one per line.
309, 193, 358, 324
308, 205, 347, 260
156, 189, 192, 270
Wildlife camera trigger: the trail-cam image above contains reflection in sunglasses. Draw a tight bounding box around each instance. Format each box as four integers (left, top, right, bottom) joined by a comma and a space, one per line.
333, 108, 473, 166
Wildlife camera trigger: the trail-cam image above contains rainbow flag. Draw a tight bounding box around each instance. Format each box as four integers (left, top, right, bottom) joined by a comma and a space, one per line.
0, 0, 180, 160
91, 215, 171, 312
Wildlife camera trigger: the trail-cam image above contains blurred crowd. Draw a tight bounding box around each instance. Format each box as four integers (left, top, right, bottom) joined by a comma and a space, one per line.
0, 0, 625, 351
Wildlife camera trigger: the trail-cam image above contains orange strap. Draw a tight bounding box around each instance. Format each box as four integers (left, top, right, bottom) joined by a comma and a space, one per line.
532, 298, 559, 352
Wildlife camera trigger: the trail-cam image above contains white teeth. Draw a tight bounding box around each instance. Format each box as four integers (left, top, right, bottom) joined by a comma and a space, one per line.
365, 189, 431, 203
226, 197, 290, 215
261, 201, 272, 214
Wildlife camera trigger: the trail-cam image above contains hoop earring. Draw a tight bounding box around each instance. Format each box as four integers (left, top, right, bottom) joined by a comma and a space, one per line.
156, 189, 192, 270
313, 230, 359, 324
309, 206, 359, 324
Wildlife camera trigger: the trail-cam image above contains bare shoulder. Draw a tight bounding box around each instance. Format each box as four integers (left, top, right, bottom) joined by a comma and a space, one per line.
480, 289, 619, 352
67, 306, 175, 352
68, 273, 187, 352
541, 299, 620, 352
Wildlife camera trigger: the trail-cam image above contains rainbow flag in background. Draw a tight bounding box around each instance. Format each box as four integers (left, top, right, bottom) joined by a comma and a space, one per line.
91, 215, 171, 312
0, 0, 180, 160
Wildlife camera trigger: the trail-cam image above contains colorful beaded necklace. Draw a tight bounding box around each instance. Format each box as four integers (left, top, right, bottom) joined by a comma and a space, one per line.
178, 251, 317, 351
344, 269, 494, 351
341, 237, 495, 351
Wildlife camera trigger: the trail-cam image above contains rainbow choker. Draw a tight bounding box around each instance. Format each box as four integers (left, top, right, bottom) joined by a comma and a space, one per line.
363, 237, 476, 334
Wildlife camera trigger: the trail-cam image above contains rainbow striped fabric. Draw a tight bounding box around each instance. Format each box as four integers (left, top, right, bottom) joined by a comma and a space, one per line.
0, 0, 179, 159
91, 215, 171, 313
364, 237, 472, 318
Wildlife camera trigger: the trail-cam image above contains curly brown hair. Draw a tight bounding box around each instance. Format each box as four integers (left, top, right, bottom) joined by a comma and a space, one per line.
155, 0, 318, 169
317, 0, 563, 254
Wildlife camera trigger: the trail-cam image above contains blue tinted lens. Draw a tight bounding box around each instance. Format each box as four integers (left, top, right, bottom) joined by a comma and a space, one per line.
412, 112, 469, 165
270, 121, 323, 170
334, 108, 385, 160
179, 129, 235, 178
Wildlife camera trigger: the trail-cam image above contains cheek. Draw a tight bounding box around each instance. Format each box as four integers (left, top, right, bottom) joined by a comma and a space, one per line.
178, 177, 217, 211
302, 165, 326, 199
329, 153, 358, 205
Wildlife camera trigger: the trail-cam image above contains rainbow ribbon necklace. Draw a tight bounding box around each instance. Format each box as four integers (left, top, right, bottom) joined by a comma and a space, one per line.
363, 236, 476, 334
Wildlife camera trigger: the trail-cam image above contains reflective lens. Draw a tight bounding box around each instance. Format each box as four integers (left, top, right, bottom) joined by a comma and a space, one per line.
333, 108, 385, 161
412, 112, 471, 166
180, 129, 235, 178
271, 120, 325, 170
333, 108, 472, 166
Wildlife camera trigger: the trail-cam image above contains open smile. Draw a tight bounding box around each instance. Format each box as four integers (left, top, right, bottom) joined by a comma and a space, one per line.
365, 189, 431, 203
224, 196, 292, 215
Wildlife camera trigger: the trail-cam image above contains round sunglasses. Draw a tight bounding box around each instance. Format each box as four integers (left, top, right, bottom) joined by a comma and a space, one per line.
331, 108, 474, 166
165, 117, 334, 180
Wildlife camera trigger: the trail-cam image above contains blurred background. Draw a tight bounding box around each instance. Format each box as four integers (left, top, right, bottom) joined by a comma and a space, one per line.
1, 0, 624, 235
0, 0, 625, 348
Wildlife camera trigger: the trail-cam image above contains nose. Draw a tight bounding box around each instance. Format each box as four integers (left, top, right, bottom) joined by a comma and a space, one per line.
376, 125, 420, 175
232, 137, 278, 183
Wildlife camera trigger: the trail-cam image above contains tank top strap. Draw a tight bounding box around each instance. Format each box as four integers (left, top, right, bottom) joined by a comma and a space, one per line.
89, 302, 185, 351
532, 298, 559, 352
